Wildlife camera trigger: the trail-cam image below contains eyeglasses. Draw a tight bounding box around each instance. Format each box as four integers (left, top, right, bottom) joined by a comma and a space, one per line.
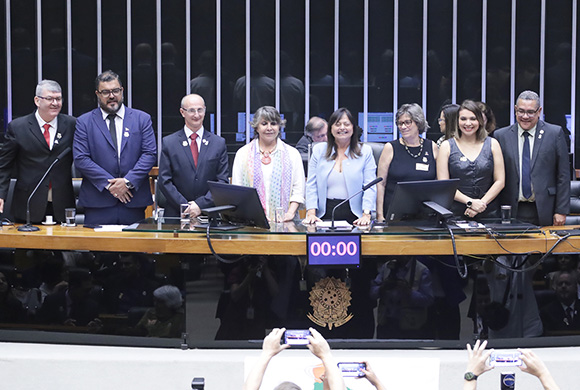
37, 95, 62, 103
181, 107, 206, 115
396, 119, 414, 128
97, 88, 123, 97
515, 107, 540, 117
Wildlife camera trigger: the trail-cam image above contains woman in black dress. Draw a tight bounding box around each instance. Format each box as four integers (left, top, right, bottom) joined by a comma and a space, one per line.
376, 103, 438, 222
437, 100, 505, 220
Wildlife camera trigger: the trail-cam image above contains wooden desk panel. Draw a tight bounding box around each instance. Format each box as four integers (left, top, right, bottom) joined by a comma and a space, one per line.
0, 225, 578, 255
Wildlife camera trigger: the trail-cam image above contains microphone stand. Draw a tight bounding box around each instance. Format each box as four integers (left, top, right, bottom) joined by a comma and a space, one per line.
18, 148, 70, 232
328, 177, 383, 231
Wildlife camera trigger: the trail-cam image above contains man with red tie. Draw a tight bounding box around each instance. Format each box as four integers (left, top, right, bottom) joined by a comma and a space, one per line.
158, 93, 229, 218
0, 80, 75, 223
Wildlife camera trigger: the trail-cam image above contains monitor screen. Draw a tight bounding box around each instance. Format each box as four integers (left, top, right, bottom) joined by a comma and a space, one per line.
206, 181, 270, 229
358, 112, 395, 142
385, 179, 460, 225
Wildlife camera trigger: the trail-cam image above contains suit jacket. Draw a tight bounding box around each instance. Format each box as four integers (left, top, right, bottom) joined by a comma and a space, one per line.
540, 299, 580, 333
305, 142, 377, 218
0, 112, 76, 223
158, 128, 229, 217
494, 120, 570, 226
73, 106, 157, 210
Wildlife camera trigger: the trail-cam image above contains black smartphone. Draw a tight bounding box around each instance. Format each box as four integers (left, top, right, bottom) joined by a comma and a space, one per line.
337, 362, 366, 377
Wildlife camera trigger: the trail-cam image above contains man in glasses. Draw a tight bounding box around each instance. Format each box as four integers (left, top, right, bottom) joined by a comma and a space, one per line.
495, 90, 569, 226
0, 80, 76, 224
73, 70, 156, 225
158, 93, 228, 219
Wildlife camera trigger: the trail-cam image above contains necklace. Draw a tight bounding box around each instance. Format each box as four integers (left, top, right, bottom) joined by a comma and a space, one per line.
260, 146, 276, 165
402, 137, 424, 159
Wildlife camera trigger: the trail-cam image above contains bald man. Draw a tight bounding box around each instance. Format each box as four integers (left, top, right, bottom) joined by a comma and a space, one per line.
158, 94, 229, 218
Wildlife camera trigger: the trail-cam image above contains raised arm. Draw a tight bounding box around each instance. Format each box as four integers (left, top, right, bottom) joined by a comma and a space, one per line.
243, 328, 290, 390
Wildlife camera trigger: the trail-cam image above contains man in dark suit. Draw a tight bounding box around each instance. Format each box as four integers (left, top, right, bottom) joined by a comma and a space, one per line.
0, 80, 75, 223
158, 93, 229, 218
73, 70, 157, 225
541, 270, 580, 334
494, 90, 570, 226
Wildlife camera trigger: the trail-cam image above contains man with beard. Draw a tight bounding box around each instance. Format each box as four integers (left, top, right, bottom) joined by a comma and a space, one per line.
73, 70, 156, 225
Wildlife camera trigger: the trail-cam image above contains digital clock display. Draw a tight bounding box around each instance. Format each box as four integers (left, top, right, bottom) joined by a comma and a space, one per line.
307, 233, 361, 267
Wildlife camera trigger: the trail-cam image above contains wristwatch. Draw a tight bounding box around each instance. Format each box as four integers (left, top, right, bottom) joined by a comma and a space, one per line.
124, 179, 135, 190
464, 372, 478, 381
466, 200, 473, 208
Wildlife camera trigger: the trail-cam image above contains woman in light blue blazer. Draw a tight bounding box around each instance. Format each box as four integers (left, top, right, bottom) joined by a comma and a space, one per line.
303, 108, 377, 226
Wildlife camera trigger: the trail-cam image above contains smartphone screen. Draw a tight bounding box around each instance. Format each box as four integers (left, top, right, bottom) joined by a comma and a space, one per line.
337, 362, 366, 377
489, 351, 522, 367
284, 329, 311, 345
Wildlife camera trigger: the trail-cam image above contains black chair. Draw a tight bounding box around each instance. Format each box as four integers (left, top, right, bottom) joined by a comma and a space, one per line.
363, 141, 385, 168
565, 181, 580, 225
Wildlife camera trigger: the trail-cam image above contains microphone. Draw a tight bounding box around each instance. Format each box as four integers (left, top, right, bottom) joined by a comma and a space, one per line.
328, 177, 383, 230
18, 147, 71, 232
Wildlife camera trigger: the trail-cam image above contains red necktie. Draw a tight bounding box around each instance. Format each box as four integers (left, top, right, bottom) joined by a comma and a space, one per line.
43, 123, 52, 190
190, 133, 199, 167
43, 123, 51, 147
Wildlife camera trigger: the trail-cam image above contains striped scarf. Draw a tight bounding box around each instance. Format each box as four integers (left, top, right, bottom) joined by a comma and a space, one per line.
240, 139, 293, 220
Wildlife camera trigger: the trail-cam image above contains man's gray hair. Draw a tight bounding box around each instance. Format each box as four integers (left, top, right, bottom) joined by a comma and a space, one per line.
36, 80, 62, 96
516, 90, 540, 108
153, 285, 183, 310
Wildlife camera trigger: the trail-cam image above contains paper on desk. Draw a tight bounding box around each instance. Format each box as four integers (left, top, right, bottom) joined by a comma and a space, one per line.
94, 225, 129, 232
315, 220, 352, 228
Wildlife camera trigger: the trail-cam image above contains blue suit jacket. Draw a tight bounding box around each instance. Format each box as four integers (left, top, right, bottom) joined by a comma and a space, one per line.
305, 142, 377, 218
73, 106, 157, 209
495, 120, 569, 226
158, 128, 229, 217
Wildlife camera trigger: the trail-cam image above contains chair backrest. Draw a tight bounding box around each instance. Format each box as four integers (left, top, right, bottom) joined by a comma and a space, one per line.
0, 178, 17, 222
363, 141, 385, 167
565, 181, 580, 225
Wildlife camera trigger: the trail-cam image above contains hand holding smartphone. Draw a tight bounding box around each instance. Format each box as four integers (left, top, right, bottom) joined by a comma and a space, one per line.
489, 351, 522, 367
283, 329, 311, 345
337, 362, 367, 377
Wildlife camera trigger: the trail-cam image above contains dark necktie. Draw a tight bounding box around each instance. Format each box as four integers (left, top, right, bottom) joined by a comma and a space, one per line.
566, 307, 574, 322
190, 133, 199, 167
107, 114, 118, 151
522, 132, 532, 199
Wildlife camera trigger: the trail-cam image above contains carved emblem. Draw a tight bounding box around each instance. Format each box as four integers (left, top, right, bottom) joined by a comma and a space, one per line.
307, 277, 353, 329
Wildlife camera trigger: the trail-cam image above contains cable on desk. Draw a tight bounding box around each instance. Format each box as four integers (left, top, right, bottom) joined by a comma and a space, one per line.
443, 219, 468, 279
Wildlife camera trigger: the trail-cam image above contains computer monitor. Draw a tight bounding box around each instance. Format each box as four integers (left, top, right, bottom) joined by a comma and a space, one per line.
205, 181, 270, 229
385, 178, 460, 228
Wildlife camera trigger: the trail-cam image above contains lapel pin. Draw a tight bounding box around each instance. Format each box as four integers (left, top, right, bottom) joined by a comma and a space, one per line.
538, 135, 542, 139
422, 157, 428, 163
460, 156, 467, 162
56, 133, 62, 139
202, 139, 209, 145
182, 141, 188, 147
124, 132, 129, 137
54, 140, 59, 145
540, 129, 544, 134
